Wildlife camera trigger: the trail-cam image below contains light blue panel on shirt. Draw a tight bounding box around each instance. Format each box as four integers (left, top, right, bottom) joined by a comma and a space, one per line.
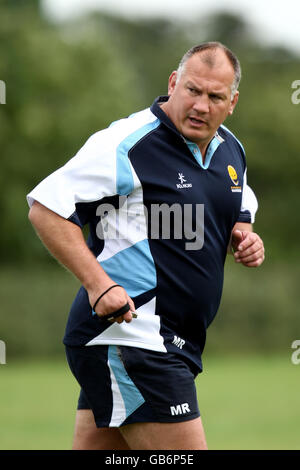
116, 119, 161, 195
100, 239, 157, 298
185, 136, 222, 170
108, 345, 145, 419
203, 137, 222, 169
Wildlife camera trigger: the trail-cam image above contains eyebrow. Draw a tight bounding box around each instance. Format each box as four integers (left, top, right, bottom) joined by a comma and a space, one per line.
186, 81, 201, 91
186, 80, 227, 98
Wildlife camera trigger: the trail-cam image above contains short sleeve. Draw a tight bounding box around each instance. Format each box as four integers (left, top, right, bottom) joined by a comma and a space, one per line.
237, 170, 258, 223
27, 129, 119, 226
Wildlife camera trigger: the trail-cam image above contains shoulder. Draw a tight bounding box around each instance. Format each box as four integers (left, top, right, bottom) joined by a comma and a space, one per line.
218, 124, 246, 155
218, 124, 247, 168
85, 107, 160, 153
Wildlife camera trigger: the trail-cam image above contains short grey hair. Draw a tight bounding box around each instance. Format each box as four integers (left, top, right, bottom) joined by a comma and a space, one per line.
176, 42, 241, 99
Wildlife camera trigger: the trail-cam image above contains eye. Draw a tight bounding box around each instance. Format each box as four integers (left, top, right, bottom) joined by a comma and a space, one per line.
209, 94, 222, 102
188, 87, 198, 95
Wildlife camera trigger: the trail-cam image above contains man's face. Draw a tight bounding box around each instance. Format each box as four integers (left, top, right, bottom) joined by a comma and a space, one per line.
161, 51, 239, 154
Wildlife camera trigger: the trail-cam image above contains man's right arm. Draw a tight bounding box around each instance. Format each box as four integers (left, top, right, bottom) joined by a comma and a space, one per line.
28, 201, 134, 323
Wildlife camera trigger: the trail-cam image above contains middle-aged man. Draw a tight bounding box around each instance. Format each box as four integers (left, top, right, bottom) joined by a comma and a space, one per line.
27, 42, 265, 450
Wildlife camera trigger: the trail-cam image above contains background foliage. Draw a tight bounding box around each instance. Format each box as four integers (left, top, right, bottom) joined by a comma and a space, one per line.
0, 0, 299, 357
1, 0, 299, 451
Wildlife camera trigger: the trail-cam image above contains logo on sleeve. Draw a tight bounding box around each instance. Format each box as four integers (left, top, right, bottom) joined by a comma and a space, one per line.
227, 165, 241, 192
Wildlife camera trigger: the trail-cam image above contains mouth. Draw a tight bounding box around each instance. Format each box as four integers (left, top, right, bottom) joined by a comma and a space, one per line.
188, 116, 207, 127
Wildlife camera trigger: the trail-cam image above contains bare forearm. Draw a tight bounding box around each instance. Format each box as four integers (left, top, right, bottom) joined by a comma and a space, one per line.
29, 201, 134, 323
28, 201, 113, 296
232, 222, 253, 233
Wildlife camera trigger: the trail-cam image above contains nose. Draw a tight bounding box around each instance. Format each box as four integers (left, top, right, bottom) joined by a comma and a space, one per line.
192, 95, 210, 114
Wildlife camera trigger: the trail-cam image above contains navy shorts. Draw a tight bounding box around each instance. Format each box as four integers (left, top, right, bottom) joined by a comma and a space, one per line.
65, 345, 200, 428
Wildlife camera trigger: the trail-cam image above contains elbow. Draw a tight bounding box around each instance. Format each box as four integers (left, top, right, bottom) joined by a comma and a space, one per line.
28, 202, 66, 230
28, 209, 37, 231
28, 201, 42, 229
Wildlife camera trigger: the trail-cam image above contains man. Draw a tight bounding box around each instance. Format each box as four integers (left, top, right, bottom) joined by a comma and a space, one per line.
27, 42, 264, 450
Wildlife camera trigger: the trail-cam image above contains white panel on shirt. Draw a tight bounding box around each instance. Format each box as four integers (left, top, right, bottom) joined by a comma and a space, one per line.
86, 297, 167, 352
97, 185, 148, 262
241, 170, 258, 223
26, 107, 157, 219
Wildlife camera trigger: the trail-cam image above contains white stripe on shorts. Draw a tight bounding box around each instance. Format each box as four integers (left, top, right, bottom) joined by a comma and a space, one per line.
108, 359, 126, 426
107, 345, 145, 427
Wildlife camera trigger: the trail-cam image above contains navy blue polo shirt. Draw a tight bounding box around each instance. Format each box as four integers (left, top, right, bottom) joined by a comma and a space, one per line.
27, 95, 258, 372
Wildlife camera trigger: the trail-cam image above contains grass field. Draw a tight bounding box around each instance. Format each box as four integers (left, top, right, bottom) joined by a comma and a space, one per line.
0, 353, 299, 450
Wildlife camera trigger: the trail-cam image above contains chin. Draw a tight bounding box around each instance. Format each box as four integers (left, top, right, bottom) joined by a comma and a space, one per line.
186, 131, 207, 143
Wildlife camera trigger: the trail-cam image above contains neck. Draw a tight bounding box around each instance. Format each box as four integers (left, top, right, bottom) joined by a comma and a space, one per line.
160, 101, 209, 161
199, 143, 209, 161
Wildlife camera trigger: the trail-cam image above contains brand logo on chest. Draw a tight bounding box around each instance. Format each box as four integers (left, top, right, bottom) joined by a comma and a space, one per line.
176, 172, 192, 189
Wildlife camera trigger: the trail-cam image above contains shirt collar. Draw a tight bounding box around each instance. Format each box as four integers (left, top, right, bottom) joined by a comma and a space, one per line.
150, 95, 183, 138
150, 95, 225, 144
151, 96, 225, 170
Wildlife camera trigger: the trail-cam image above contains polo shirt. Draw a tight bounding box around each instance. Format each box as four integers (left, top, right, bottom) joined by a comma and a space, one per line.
27, 96, 258, 372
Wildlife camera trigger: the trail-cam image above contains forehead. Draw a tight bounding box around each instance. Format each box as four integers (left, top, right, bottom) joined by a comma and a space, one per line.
181, 51, 235, 92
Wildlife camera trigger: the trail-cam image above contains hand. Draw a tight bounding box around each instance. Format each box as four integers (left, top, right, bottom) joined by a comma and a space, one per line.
89, 285, 136, 324
231, 230, 265, 267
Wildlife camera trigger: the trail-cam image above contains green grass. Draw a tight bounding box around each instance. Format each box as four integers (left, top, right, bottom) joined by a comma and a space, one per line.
0, 354, 299, 450
196, 353, 300, 450
0, 357, 79, 450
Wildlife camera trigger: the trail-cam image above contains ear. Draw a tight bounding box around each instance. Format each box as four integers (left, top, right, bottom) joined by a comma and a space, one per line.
168, 71, 178, 95
228, 91, 239, 115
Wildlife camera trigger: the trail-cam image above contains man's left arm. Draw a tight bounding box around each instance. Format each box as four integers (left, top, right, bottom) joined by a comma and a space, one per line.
229, 222, 265, 267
